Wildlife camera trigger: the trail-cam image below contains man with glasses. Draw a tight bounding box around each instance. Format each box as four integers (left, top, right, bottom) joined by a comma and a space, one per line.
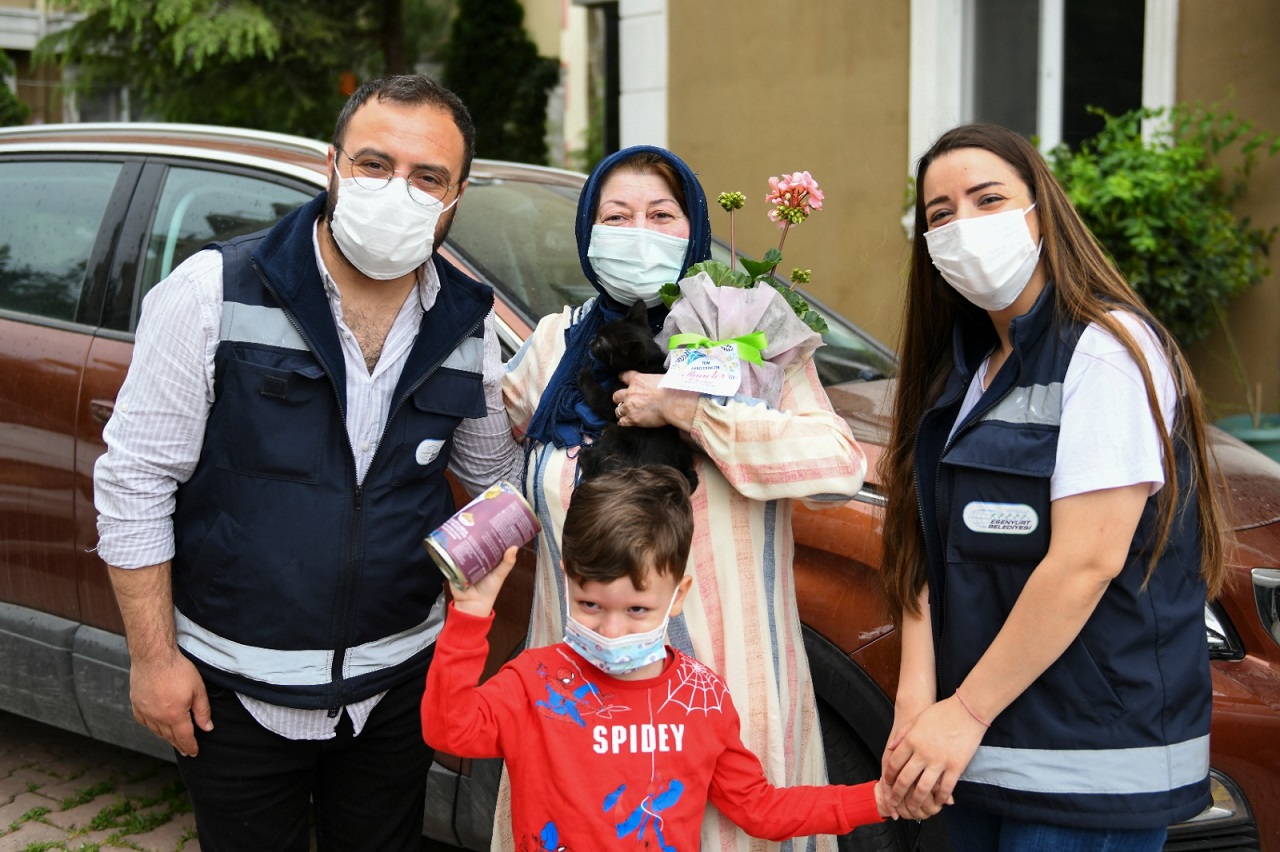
93, 76, 519, 851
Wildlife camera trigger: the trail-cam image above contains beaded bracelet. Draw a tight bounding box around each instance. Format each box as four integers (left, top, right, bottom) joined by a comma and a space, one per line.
955, 688, 991, 728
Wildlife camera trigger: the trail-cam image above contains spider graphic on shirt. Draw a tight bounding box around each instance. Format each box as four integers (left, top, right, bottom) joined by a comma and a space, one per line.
520, 820, 571, 852
534, 658, 627, 726
604, 775, 685, 852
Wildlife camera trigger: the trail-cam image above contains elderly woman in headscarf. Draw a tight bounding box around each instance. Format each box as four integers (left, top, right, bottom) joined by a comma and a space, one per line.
500, 145, 867, 851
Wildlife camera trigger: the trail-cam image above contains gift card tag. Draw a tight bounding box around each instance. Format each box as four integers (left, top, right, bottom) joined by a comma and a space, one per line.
660, 343, 742, 396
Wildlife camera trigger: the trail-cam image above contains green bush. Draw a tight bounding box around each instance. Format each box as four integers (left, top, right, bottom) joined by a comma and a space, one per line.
0, 49, 30, 127
443, 0, 558, 165
1049, 104, 1279, 347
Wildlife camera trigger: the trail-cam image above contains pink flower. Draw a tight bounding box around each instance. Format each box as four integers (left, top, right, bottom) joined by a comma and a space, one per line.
766, 170, 824, 227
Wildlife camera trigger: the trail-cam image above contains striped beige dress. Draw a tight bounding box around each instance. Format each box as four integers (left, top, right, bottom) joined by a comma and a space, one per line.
493, 302, 867, 852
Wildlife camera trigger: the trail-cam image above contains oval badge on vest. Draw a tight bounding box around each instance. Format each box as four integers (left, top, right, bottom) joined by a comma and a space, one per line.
962, 501, 1039, 535
415, 439, 446, 466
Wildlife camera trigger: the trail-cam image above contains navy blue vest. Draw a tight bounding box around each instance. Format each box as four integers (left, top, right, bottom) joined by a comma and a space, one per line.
914, 283, 1211, 828
171, 194, 492, 709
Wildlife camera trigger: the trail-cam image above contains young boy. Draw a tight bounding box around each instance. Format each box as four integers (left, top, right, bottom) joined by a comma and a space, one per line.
422, 465, 895, 849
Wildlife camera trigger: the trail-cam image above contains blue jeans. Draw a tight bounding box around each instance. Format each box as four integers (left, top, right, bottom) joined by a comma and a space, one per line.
946, 803, 1168, 852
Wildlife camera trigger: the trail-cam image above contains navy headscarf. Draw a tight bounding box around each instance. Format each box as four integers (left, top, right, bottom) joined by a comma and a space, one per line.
523, 146, 713, 450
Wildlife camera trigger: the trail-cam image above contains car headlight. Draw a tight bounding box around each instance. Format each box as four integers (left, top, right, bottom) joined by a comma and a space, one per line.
1167, 769, 1255, 842
1204, 602, 1243, 660
1254, 568, 1280, 648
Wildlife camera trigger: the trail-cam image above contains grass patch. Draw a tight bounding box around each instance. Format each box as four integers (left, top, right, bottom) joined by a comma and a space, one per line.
87, 778, 192, 841
61, 780, 115, 810
8, 805, 51, 831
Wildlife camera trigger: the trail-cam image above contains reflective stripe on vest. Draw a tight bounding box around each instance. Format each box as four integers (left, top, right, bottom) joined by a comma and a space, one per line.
963, 735, 1209, 795
978, 381, 1064, 427
175, 607, 441, 686
220, 299, 486, 373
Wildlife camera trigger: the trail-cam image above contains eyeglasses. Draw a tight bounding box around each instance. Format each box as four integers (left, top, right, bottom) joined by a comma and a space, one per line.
336, 147, 457, 206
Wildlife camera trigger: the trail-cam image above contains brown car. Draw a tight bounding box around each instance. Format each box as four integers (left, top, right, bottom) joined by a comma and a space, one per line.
1, 123, 1277, 851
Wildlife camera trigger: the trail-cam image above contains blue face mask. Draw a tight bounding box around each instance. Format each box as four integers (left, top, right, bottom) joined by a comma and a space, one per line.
563, 588, 678, 677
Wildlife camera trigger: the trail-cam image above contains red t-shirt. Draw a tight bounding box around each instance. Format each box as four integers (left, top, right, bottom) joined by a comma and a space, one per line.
423, 603, 883, 850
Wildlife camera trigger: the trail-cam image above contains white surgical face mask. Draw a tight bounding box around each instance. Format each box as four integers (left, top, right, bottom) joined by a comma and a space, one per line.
586, 224, 689, 308
330, 167, 458, 280
924, 204, 1042, 311
563, 587, 678, 677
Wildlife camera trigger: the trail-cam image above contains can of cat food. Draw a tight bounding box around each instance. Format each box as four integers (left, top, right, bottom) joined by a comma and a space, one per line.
424, 481, 540, 589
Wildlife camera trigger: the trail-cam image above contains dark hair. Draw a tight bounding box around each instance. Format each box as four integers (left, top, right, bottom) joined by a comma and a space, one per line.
562, 466, 693, 589
879, 123, 1230, 619
331, 75, 477, 181
594, 150, 688, 219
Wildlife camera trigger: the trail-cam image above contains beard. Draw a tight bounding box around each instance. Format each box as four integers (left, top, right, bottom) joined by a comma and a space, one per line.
433, 204, 457, 250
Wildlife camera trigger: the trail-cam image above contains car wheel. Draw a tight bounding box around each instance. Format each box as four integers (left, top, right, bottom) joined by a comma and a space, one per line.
803, 626, 951, 852
818, 698, 908, 852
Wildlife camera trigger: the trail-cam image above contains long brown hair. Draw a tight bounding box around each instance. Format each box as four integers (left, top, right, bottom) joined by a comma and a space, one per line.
879, 123, 1230, 620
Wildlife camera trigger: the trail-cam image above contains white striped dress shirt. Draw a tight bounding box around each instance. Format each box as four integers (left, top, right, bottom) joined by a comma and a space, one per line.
94, 221, 521, 739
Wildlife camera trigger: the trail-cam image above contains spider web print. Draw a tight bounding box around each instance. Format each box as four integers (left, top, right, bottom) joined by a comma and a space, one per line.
658, 655, 728, 715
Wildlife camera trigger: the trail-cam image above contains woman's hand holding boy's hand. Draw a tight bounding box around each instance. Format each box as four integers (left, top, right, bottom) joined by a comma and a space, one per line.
882, 696, 974, 819
874, 776, 949, 822
873, 779, 899, 820
449, 546, 518, 619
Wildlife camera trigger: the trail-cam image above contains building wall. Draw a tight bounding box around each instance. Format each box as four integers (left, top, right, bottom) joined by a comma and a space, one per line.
520, 0, 592, 167
521, 0, 562, 58
667, 1, 912, 349
1177, 0, 1280, 418
11, 49, 61, 123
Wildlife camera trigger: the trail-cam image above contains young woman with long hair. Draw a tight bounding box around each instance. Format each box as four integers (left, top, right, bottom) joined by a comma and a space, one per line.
879, 123, 1229, 851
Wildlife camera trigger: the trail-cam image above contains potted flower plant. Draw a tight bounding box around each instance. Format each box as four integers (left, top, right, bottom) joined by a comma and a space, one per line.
656, 171, 830, 406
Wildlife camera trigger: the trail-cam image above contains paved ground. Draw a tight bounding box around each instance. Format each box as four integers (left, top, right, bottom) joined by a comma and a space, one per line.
0, 711, 467, 852
0, 711, 197, 852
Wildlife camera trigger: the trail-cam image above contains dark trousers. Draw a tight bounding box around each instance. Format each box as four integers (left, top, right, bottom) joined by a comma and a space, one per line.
176, 675, 433, 852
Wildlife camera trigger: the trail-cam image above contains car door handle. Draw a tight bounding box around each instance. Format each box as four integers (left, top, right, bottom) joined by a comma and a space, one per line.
89, 399, 115, 424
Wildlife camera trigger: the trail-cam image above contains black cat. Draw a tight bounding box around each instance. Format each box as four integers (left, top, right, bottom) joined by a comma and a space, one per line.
576, 300, 699, 491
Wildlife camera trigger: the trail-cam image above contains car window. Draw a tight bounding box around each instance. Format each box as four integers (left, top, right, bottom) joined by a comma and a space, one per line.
140, 166, 314, 297
447, 177, 595, 321
0, 161, 122, 322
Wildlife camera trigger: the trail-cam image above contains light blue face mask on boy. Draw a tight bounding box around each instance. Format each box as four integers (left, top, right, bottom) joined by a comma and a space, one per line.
563, 588, 678, 677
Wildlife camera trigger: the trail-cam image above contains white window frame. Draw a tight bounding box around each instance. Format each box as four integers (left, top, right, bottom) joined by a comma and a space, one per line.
909, 0, 1178, 166
616, 0, 668, 148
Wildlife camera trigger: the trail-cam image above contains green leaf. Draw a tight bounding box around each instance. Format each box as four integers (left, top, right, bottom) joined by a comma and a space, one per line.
659, 282, 681, 310
33, 0, 460, 139
801, 310, 828, 334
1049, 102, 1279, 347
739, 256, 774, 278
685, 260, 753, 288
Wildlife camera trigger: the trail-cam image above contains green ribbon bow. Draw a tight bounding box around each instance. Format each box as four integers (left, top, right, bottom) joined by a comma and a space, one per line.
667, 331, 767, 366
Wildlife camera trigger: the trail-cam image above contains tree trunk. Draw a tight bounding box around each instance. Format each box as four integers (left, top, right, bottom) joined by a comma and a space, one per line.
382, 0, 405, 75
